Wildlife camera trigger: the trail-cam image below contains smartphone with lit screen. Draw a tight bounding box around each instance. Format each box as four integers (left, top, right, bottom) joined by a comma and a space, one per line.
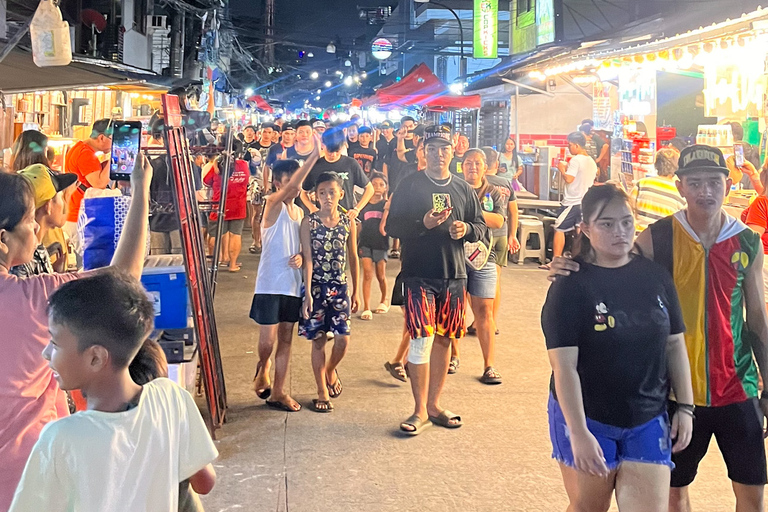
734, 143, 745, 168
109, 120, 143, 181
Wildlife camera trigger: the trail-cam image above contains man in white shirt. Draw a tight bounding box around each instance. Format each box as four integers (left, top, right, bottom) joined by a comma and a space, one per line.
549, 131, 598, 266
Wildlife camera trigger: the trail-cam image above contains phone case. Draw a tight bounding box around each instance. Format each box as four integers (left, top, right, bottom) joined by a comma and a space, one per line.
432, 193, 451, 213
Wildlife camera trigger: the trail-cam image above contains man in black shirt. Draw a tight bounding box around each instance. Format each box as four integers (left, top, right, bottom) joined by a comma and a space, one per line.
350, 126, 378, 178
387, 124, 488, 435
376, 120, 396, 177
450, 134, 469, 176
300, 127, 373, 219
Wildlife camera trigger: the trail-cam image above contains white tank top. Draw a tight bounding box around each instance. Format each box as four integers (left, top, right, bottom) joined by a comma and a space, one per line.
254, 202, 303, 297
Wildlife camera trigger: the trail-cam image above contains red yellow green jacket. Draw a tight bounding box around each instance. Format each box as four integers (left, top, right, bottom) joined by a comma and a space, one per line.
650, 210, 761, 407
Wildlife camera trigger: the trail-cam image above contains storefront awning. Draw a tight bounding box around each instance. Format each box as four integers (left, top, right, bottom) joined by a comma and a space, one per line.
363, 63, 481, 110
0, 49, 155, 94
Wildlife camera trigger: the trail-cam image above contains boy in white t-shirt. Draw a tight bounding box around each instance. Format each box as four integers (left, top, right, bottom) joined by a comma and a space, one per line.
546, 131, 598, 268
10, 270, 218, 512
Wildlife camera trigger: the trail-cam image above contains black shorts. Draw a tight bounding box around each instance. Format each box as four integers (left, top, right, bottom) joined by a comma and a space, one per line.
391, 272, 405, 306
403, 277, 466, 339
553, 204, 582, 233
669, 399, 767, 487
249, 294, 303, 325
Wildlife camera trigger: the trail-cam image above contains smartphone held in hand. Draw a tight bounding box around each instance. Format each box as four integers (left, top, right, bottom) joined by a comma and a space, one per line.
109, 120, 143, 181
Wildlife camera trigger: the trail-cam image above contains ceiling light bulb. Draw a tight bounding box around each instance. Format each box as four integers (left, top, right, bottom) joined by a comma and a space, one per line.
344, 76, 353, 86
310, 71, 319, 80
325, 81, 332, 87
327, 42, 336, 54
344, 59, 352, 67
308, 52, 314, 57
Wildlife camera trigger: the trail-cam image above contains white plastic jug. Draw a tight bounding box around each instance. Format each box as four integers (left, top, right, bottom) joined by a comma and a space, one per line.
29, 0, 72, 67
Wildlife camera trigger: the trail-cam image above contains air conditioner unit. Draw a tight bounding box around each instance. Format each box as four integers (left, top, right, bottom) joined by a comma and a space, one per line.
147, 15, 167, 29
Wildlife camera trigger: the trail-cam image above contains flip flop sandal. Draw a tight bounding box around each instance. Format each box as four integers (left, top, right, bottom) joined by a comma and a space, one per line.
266, 400, 302, 412
327, 370, 343, 398
384, 361, 407, 382
448, 357, 460, 375
249, 245, 258, 254
539, 263, 551, 270
480, 366, 503, 385
375, 303, 390, 314
360, 310, 373, 320
399, 414, 432, 436
253, 362, 271, 400
228, 264, 242, 273
466, 324, 477, 336
311, 399, 334, 413
428, 410, 462, 429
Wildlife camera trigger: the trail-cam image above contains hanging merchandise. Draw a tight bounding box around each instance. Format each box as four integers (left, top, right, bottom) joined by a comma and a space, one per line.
29, 0, 72, 67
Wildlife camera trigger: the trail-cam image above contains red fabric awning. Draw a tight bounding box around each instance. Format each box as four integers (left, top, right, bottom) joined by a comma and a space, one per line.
363, 63, 481, 110
247, 94, 274, 113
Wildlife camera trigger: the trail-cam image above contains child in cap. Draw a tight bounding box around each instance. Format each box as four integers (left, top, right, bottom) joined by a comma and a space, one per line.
10, 164, 77, 278
9, 269, 218, 511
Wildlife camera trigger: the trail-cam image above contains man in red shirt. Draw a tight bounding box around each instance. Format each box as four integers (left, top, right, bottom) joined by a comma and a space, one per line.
204, 157, 249, 272
62, 119, 113, 265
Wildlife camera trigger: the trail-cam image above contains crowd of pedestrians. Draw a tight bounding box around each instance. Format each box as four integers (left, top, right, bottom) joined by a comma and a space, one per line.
2, 110, 768, 512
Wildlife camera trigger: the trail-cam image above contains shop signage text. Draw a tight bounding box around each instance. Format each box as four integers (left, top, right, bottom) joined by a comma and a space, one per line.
474, 0, 498, 59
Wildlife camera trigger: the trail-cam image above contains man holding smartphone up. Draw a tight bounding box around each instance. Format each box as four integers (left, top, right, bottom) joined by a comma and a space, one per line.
386, 125, 488, 436
63, 119, 113, 267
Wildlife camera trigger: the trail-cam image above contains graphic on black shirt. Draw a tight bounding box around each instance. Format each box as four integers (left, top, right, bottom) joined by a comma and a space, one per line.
350, 145, 377, 178
387, 172, 489, 280
541, 256, 685, 428
303, 156, 369, 211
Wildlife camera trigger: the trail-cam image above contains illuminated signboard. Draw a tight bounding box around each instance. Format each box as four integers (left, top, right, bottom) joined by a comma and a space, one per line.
536, 0, 555, 45
474, 0, 498, 59
512, 0, 536, 54
371, 38, 393, 60
702, 44, 768, 118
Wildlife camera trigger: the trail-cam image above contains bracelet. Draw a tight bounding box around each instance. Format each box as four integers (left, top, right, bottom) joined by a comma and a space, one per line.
676, 402, 695, 413
677, 407, 695, 417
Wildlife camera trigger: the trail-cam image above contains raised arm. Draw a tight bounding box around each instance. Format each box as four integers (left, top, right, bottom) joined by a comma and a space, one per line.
300, 217, 313, 319
347, 219, 360, 313
110, 153, 153, 278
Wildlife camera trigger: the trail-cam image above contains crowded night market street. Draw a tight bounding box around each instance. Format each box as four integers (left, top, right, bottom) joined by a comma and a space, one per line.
5, 0, 768, 511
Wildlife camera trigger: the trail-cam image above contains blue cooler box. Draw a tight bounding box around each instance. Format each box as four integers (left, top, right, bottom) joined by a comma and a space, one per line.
141, 255, 190, 329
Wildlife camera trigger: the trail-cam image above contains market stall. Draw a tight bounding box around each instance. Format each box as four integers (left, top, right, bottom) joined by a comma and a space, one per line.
518, 6, 768, 215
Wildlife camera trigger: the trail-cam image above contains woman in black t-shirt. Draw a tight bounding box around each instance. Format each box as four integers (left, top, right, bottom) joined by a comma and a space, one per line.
541, 184, 694, 511
358, 173, 390, 320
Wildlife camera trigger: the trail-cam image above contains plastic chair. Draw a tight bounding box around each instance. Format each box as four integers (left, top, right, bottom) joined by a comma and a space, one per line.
517, 218, 546, 265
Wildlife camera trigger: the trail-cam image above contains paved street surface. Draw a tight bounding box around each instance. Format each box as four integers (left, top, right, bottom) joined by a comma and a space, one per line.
200, 247, 743, 512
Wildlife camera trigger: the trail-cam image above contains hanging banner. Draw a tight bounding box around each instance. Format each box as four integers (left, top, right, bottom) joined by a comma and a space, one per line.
474, 0, 498, 59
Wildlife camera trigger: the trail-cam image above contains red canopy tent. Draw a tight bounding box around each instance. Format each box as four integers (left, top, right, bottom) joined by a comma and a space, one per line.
247, 94, 274, 113
363, 63, 481, 110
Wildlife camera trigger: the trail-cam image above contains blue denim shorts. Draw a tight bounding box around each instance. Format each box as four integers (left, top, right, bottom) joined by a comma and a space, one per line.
466, 260, 497, 299
548, 394, 674, 470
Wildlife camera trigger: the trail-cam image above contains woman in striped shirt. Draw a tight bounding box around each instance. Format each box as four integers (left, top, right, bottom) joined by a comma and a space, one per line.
631, 148, 686, 232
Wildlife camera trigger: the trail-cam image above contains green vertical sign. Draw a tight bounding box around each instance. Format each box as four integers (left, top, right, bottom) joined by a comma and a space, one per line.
474, 0, 498, 59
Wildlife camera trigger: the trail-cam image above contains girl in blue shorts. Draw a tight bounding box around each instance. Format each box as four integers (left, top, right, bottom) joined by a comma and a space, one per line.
541, 184, 694, 511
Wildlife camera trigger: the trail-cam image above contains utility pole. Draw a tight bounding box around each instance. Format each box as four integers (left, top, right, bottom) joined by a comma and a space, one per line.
265, 0, 275, 67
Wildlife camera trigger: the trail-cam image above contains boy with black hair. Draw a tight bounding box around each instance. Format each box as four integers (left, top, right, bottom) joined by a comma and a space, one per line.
350, 126, 378, 177
300, 172, 360, 412
10, 269, 218, 511
251, 137, 321, 412
299, 127, 373, 219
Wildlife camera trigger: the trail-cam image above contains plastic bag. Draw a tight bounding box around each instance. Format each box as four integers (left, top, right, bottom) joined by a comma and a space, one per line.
79, 195, 149, 270
30, 0, 72, 67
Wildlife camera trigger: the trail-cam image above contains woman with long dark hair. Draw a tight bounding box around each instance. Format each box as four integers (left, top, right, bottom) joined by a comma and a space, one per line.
0, 156, 152, 509
11, 130, 50, 171
541, 183, 694, 511
498, 137, 523, 191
